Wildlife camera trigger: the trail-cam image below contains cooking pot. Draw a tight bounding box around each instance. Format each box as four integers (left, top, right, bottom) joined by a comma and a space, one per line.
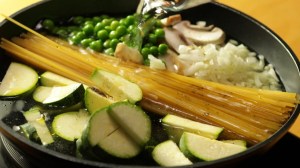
0, 0, 299, 167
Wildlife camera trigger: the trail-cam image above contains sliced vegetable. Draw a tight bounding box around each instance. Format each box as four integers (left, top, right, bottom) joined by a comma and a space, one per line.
91, 69, 142, 104
80, 102, 151, 159
52, 109, 90, 141
23, 107, 54, 145
222, 139, 247, 147
179, 132, 247, 161
108, 101, 152, 146
33, 83, 85, 109
162, 114, 223, 143
40, 71, 78, 86
19, 123, 40, 142
42, 102, 84, 115
84, 87, 114, 114
152, 140, 192, 167
0, 62, 38, 97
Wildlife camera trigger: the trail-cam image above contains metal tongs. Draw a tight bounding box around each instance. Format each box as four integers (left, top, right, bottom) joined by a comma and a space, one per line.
137, 0, 213, 18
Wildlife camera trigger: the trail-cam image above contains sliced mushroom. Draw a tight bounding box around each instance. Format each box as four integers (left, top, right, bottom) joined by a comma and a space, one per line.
163, 27, 193, 53
159, 49, 189, 75
114, 43, 143, 64
160, 14, 182, 26
173, 20, 225, 45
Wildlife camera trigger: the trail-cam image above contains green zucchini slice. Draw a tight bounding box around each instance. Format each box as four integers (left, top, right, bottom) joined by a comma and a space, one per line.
52, 109, 90, 141
91, 69, 142, 104
40, 71, 78, 86
162, 114, 223, 143
179, 132, 247, 161
0, 62, 38, 97
84, 87, 114, 114
80, 102, 151, 159
152, 140, 192, 167
33, 83, 84, 109
23, 107, 54, 145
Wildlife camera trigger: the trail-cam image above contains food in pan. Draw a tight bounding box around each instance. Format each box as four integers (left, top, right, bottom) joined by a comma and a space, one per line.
0, 4, 298, 166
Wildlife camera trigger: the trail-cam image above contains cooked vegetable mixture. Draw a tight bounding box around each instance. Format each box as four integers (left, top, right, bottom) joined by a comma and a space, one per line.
0, 8, 298, 167
0, 63, 246, 166
38, 12, 281, 91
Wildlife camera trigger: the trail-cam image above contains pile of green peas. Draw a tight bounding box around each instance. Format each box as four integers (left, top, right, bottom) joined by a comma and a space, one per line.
41, 14, 168, 62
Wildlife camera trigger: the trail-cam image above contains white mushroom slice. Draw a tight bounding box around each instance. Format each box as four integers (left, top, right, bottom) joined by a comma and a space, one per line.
173, 20, 225, 45
158, 49, 189, 75
163, 27, 193, 53
114, 43, 143, 64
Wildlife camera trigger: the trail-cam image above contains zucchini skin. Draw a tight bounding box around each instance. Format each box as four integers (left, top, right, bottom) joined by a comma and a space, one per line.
35, 84, 85, 109
0, 83, 37, 100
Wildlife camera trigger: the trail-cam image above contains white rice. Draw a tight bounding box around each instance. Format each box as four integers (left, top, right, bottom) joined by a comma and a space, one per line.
176, 40, 281, 90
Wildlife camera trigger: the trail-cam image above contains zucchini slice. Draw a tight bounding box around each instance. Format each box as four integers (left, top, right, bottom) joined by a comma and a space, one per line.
179, 132, 247, 161
80, 102, 151, 159
0, 62, 38, 97
91, 69, 142, 104
40, 71, 78, 86
52, 109, 90, 141
152, 140, 192, 167
221, 139, 247, 147
162, 114, 223, 143
84, 87, 114, 114
19, 123, 40, 143
23, 107, 54, 145
108, 102, 151, 146
33, 83, 85, 109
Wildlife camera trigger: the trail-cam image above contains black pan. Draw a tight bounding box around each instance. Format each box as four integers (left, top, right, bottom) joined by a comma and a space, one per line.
0, 0, 300, 168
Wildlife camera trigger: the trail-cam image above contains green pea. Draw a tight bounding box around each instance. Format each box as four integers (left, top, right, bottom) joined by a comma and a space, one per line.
109, 30, 118, 39
89, 40, 103, 52
103, 39, 111, 48
94, 22, 105, 33
104, 25, 112, 32
70, 32, 85, 44
155, 28, 165, 39
141, 47, 150, 58
110, 39, 119, 50
69, 30, 79, 37
116, 25, 127, 36
104, 48, 114, 56
72, 16, 84, 25
67, 26, 80, 33
97, 30, 109, 41
76, 32, 86, 39
81, 38, 93, 48
110, 20, 119, 30
150, 46, 158, 56
158, 43, 168, 55
143, 58, 150, 66
119, 36, 124, 42
56, 28, 68, 38
143, 43, 153, 48
102, 18, 112, 26
82, 24, 94, 36
51, 27, 59, 34
148, 33, 157, 44
155, 20, 163, 28
124, 15, 135, 26
92, 16, 102, 24
84, 20, 94, 26
119, 18, 126, 25
42, 19, 55, 30
127, 25, 134, 32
